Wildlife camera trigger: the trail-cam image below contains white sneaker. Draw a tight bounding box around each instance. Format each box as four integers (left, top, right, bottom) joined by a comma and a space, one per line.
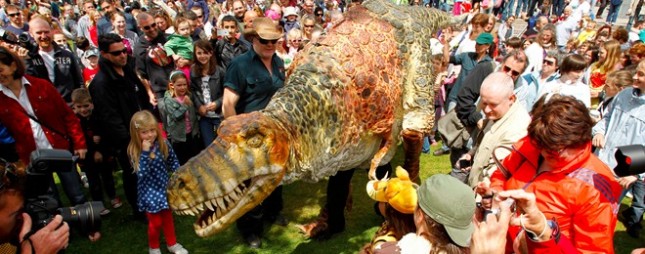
149, 248, 161, 254
167, 243, 188, 254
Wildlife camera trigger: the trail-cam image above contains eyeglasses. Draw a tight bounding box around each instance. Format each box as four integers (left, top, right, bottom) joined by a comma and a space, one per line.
315, 13, 323, 16
502, 65, 521, 78
258, 38, 279, 45
107, 48, 127, 56
142, 23, 157, 30
543, 59, 555, 66
304, 25, 314, 28
7, 13, 20, 17
291, 39, 301, 42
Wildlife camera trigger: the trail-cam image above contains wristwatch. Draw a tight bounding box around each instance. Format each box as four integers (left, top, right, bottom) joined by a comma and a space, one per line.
526, 219, 560, 243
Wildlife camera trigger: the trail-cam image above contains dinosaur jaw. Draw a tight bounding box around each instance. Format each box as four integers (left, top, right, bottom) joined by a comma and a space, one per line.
173, 164, 284, 237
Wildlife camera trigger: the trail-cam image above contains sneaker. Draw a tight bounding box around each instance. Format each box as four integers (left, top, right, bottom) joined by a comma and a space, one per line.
100, 208, 111, 216
111, 197, 123, 209
149, 248, 161, 254
167, 243, 189, 254
433, 149, 450, 156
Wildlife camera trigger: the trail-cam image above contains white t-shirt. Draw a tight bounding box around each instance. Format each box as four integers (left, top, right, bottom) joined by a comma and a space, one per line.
540, 78, 591, 108
38, 49, 56, 83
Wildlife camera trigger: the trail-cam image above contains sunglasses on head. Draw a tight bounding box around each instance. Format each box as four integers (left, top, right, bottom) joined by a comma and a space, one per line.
7, 12, 19, 17
502, 65, 521, 78
142, 23, 157, 30
258, 38, 279, 45
108, 48, 127, 56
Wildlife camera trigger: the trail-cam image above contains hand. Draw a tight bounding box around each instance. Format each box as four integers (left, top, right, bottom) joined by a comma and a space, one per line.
94, 151, 103, 163
476, 181, 494, 210
618, 176, 639, 189
590, 90, 600, 98
88, 231, 101, 242
142, 139, 153, 152
592, 133, 605, 148
20, 214, 69, 254
472, 195, 513, 254
148, 91, 158, 106
497, 190, 550, 241
92, 135, 101, 144
454, 153, 472, 172
477, 119, 485, 130
198, 105, 208, 116
75, 149, 87, 160
207, 102, 217, 111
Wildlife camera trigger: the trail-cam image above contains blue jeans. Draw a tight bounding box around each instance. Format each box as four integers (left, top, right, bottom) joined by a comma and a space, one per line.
627, 0, 644, 29
606, 3, 622, 23
199, 117, 222, 147
515, 0, 528, 17
623, 181, 645, 229
552, 0, 565, 16
502, 0, 516, 20
51, 170, 88, 206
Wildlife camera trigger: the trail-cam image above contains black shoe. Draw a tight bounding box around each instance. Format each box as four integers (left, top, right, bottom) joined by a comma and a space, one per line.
266, 214, 289, 226
244, 234, 262, 248
433, 149, 450, 156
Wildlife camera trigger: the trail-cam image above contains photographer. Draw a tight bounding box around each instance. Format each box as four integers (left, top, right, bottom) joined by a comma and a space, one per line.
0, 162, 69, 254
0, 45, 88, 207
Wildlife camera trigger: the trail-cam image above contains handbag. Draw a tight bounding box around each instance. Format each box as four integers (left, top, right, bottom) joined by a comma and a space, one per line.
437, 109, 473, 149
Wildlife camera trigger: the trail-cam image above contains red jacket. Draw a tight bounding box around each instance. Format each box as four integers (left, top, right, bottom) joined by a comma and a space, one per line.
0, 75, 86, 164
490, 136, 621, 254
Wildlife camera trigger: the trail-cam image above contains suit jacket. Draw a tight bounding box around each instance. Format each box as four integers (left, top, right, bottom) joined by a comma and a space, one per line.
467, 101, 530, 187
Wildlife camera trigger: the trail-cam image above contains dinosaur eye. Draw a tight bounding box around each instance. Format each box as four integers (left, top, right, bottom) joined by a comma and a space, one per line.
247, 135, 262, 148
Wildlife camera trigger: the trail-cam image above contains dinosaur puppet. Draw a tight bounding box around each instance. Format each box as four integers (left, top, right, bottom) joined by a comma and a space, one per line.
167, 0, 454, 237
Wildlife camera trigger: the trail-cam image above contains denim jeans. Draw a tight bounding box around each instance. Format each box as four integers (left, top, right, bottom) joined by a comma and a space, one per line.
623, 180, 645, 229
606, 2, 622, 23
515, 0, 528, 17
51, 170, 88, 206
199, 117, 222, 147
502, 0, 516, 20
552, 0, 565, 16
626, 0, 644, 29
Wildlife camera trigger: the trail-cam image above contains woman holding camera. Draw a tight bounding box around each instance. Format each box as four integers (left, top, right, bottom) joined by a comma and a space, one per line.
480, 95, 622, 253
0, 46, 87, 206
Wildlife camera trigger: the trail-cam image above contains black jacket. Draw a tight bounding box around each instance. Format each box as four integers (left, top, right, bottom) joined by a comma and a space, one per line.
456, 61, 496, 128
25, 44, 84, 102
89, 57, 152, 150
190, 66, 226, 115
212, 38, 249, 70
133, 33, 175, 94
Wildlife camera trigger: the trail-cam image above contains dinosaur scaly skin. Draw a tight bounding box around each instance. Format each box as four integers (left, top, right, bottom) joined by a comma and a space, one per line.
167, 0, 453, 237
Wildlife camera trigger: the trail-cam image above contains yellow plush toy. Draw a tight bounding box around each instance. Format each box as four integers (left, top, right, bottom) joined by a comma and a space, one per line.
366, 166, 418, 214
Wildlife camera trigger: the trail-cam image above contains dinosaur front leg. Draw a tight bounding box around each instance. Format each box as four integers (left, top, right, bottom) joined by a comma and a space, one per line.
401, 129, 423, 183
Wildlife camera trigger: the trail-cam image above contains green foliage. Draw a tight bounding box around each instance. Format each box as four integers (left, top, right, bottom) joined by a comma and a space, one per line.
61, 144, 640, 253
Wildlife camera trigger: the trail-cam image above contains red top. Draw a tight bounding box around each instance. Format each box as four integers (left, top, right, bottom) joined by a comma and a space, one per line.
0, 75, 86, 164
83, 67, 99, 86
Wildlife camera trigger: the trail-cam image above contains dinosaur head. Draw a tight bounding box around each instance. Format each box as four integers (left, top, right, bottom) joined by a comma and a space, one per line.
167, 112, 290, 237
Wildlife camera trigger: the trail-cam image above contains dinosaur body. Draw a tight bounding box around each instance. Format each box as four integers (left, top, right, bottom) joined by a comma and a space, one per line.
167, 0, 452, 237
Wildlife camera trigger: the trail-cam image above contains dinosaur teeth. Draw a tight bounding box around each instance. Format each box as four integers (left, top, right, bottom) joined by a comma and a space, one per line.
216, 197, 226, 210
215, 207, 222, 218
192, 207, 199, 215
224, 195, 232, 205
230, 191, 239, 201
205, 200, 215, 211
207, 215, 213, 225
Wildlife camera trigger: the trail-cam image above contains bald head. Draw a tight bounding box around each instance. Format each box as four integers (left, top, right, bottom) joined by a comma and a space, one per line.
243, 11, 258, 29
29, 17, 50, 30
480, 72, 516, 121
29, 17, 53, 51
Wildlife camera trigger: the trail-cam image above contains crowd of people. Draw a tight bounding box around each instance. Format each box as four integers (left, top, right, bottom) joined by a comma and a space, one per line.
0, 0, 642, 253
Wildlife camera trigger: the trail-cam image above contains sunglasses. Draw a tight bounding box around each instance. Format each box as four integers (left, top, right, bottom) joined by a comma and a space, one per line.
315, 13, 323, 16
7, 13, 20, 17
108, 48, 128, 56
502, 65, 521, 78
258, 38, 279, 45
197, 15, 203, 19
291, 39, 301, 42
142, 23, 157, 30
304, 25, 314, 28
543, 59, 555, 66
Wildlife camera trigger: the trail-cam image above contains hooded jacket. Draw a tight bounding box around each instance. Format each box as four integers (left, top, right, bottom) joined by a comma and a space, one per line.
89, 57, 152, 150
490, 136, 622, 253
133, 33, 175, 94
25, 44, 84, 102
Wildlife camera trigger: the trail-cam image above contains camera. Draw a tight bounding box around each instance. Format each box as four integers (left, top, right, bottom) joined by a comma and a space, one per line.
614, 145, 645, 177
23, 149, 103, 236
0, 27, 38, 53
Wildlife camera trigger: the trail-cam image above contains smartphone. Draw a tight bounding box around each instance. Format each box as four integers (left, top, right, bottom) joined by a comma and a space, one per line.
217, 29, 229, 37
458, 159, 471, 169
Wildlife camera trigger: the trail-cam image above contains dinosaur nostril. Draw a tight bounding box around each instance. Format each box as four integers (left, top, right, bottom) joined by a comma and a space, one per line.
178, 180, 186, 189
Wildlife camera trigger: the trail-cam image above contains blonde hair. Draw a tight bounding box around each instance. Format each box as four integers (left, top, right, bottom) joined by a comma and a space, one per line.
606, 70, 633, 89
594, 40, 622, 73
127, 110, 169, 171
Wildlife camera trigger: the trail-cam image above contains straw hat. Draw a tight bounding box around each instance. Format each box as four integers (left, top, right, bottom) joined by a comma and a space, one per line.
283, 6, 299, 18
243, 17, 283, 40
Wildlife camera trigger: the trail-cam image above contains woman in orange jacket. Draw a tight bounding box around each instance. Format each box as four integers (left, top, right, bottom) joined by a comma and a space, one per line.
480, 95, 622, 253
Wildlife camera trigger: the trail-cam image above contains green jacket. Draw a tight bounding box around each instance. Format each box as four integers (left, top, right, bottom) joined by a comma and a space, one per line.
159, 92, 199, 143
164, 34, 194, 60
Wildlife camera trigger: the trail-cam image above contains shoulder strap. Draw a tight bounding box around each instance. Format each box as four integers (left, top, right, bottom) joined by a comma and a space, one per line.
20, 109, 70, 141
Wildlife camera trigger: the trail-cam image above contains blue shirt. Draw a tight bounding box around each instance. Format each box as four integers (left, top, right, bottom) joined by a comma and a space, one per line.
136, 140, 180, 213
447, 52, 492, 105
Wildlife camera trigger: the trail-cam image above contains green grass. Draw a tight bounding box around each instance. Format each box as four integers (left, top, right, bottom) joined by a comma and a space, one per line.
61, 144, 642, 253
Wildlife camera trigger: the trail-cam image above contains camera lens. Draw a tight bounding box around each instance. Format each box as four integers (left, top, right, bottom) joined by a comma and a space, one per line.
58, 201, 103, 235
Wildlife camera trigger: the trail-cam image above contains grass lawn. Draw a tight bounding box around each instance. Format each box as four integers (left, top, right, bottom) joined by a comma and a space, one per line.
61, 144, 642, 253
